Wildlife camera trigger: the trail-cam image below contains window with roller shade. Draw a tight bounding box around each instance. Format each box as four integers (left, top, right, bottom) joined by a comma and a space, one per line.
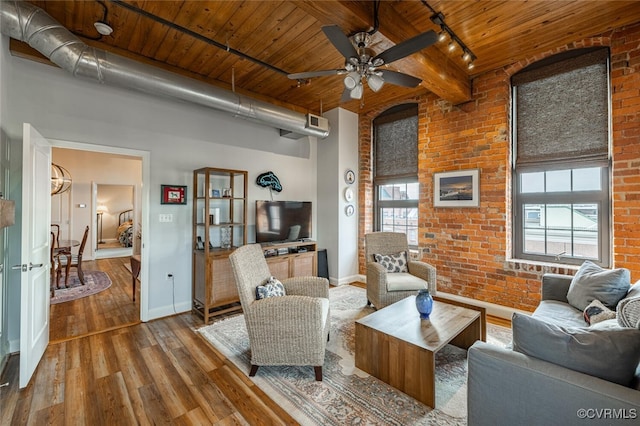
373, 104, 419, 246
512, 48, 611, 266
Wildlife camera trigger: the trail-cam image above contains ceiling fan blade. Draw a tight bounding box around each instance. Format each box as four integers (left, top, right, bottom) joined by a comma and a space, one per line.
340, 87, 352, 103
380, 70, 422, 88
322, 25, 358, 60
373, 30, 438, 65
288, 69, 342, 80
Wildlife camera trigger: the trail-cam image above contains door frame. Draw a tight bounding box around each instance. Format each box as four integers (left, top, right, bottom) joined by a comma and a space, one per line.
49, 139, 151, 321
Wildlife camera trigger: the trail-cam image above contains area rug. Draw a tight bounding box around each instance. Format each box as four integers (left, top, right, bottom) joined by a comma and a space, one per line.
198, 285, 512, 425
50, 270, 112, 304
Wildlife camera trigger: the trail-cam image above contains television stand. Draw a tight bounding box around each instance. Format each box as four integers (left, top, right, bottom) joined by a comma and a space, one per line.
261, 240, 317, 279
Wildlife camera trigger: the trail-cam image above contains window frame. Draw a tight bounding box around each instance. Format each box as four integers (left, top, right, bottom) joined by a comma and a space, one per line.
511, 48, 611, 267
374, 178, 420, 248
372, 103, 419, 248
513, 163, 611, 267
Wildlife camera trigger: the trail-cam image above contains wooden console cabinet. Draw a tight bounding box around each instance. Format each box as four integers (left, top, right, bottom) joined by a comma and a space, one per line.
262, 240, 318, 281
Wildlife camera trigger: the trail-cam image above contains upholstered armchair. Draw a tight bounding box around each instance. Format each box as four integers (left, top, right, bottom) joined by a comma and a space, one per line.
365, 232, 437, 309
229, 244, 330, 381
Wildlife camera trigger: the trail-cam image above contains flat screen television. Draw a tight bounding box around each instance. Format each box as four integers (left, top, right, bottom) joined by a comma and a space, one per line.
255, 200, 312, 244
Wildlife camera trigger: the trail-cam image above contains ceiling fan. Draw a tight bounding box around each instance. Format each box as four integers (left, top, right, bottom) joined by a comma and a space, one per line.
288, 24, 437, 101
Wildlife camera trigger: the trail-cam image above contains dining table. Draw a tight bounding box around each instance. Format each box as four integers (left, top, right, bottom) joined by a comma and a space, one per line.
58, 239, 80, 251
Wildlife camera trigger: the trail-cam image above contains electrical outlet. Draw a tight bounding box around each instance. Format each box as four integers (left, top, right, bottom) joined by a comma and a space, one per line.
166, 273, 173, 280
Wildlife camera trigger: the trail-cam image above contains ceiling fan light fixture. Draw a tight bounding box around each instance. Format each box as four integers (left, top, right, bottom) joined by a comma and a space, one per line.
344, 71, 361, 90
350, 83, 363, 99
367, 73, 385, 92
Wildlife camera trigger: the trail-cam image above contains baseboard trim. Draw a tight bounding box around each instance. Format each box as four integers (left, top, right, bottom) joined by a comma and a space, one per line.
358, 274, 531, 320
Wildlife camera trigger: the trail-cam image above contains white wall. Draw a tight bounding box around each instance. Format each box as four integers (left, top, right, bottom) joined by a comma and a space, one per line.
2, 44, 319, 325
317, 108, 359, 284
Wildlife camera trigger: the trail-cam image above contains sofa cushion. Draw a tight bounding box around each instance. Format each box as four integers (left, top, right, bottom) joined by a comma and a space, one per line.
566, 261, 630, 311
618, 296, 640, 329
512, 312, 640, 387
386, 272, 427, 291
583, 299, 616, 325
532, 300, 585, 328
374, 251, 408, 273
256, 276, 286, 300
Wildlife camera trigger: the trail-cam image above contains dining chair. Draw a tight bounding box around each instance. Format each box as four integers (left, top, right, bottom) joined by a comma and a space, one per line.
50, 232, 59, 297
58, 225, 89, 286
51, 224, 65, 253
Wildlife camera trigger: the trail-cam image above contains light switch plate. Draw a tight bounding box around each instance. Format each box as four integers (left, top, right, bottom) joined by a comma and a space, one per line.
159, 213, 173, 223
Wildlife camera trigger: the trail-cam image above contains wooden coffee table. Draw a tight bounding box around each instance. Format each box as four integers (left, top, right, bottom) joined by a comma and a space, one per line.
355, 296, 485, 408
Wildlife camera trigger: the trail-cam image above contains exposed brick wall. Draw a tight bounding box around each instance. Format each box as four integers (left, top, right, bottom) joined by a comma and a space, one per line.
358, 23, 640, 312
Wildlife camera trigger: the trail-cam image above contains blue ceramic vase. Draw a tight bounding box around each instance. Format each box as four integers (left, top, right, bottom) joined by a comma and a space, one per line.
415, 289, 433, 320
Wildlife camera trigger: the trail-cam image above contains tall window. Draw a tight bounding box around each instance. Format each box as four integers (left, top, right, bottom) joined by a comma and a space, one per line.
373, 104, 419, 246
512, 48, 610, 266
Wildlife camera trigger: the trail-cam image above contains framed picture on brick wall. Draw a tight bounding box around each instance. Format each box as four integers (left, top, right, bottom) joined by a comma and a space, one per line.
434, 169, 480, 207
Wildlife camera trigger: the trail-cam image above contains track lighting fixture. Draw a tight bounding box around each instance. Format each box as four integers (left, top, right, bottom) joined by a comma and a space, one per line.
428, 9, 477, 70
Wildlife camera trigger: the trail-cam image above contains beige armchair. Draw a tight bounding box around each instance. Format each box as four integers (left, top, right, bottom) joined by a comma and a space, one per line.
229, 244, 330, 381
365, 232, 437, 309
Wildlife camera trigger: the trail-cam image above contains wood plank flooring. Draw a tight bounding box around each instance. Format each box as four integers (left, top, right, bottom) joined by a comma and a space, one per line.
1, 313, 297, 425
3, 275, 512, 425
50, 257, 140, 342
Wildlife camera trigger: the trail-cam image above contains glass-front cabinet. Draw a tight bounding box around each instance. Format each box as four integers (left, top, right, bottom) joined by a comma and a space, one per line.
192, 167, 247, 323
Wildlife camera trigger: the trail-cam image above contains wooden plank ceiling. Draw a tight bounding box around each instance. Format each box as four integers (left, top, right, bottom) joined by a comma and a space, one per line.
13, 1, 640, 115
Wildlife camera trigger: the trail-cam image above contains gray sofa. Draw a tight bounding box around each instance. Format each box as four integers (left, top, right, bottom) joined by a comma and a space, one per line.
468, 273, 640, 426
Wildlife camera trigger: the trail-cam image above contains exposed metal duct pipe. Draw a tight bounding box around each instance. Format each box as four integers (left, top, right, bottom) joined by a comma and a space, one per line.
0, 1, 330, 139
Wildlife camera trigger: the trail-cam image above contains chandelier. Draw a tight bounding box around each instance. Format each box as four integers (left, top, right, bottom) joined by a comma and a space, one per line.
51, 163, 72, 195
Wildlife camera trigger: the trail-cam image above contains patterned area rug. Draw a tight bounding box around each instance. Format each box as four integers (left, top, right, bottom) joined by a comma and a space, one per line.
198, 285, 512, 425
50, 270, 112, 304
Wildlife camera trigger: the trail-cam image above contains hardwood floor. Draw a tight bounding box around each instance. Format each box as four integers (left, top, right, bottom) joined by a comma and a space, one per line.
1, 314, 296, 425
2, 277, 512, 425
50, 257, 140, 342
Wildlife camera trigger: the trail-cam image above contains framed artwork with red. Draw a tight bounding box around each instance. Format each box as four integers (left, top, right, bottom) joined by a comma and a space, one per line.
161, 185, 187, 205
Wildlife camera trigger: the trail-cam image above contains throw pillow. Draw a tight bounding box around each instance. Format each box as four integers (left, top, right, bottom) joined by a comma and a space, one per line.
374, 251, 408, 273
256, 276, 286, 300
617, 296, 640, 329
566, 260, 630, 311
583, 299, 616, 325
511, 312, 640, 386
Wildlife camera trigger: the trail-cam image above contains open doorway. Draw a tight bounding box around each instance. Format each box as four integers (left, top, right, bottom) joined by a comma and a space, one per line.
50, 146, 145, 342
94, 183, 135, 259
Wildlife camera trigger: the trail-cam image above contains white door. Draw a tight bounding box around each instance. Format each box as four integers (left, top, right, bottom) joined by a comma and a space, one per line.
18, 123, 51, 388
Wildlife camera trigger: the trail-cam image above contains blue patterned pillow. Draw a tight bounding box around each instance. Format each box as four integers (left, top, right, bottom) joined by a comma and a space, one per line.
256, 276, 286, 300
374, 251, 408, 273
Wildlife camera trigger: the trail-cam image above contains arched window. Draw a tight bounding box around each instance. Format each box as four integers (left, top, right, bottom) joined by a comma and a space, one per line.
512, 48, 610, 266
373, 103, 419, 246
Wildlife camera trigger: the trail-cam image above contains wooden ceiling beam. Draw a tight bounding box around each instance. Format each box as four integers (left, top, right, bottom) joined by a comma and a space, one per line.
293, 0, 471, 105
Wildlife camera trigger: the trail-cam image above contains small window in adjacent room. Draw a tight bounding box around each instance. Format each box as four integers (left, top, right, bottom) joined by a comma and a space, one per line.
512, 48, 611, 266
373, 104, 419, 247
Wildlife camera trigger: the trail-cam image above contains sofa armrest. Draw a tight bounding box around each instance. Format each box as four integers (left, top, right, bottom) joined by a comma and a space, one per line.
541, 273, 573, 302
468, 341, 640, 426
